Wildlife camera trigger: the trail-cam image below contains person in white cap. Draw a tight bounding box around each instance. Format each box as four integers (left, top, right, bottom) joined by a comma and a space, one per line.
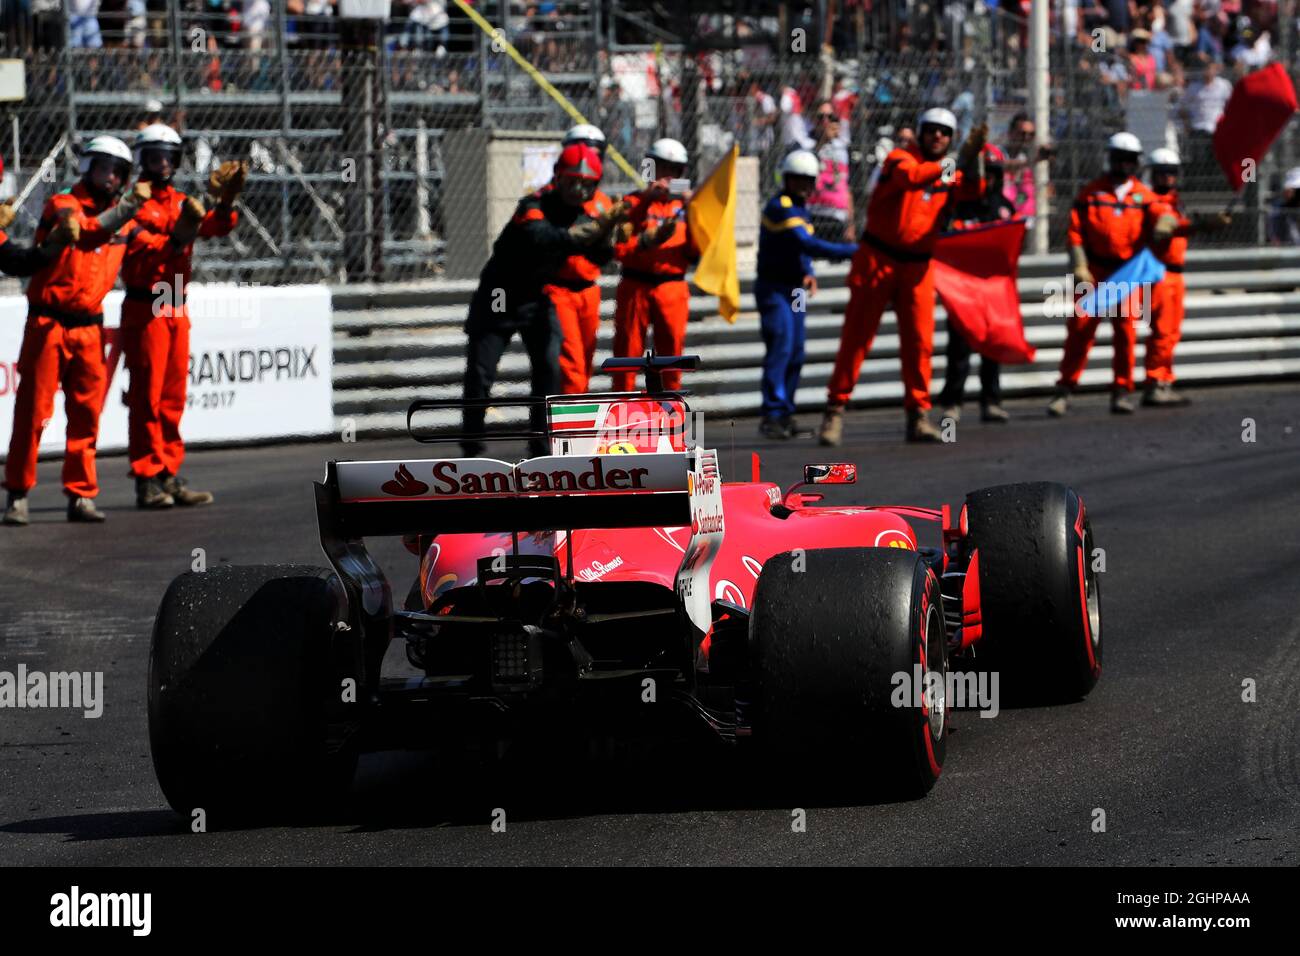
610, 138, 698, 393
819, 107, 988, 444
1141, 147, 1231, 407
1048, 131, 1152, 418
119, 124, 246, 509
3, 135, 152, 526
1267, 167, 1300, 246
754, 150, 858, 439
562, 123, 607, 158
139, 98, 165, 131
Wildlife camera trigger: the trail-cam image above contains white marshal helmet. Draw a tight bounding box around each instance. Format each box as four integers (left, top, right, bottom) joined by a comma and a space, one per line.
646, 138, 689, 166
1147, 147, 1181, 168
77, 135, 133, 176
133, 123, 183, 164
917, 107, 957, 134
780, 149, 821, 179
563, 123, 606, 147
1107, 131, 1143, 155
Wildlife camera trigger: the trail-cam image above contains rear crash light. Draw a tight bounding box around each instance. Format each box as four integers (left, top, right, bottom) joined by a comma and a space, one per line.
491, 627, 543, 688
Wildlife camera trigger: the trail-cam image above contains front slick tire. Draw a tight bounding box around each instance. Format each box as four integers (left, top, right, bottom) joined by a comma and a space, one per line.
965, 482, 1102, 704
148, 565, 360, 826
749, 547, 947, 802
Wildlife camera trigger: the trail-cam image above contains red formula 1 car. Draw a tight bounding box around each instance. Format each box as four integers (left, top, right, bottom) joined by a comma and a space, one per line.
148, 357, 1102, 818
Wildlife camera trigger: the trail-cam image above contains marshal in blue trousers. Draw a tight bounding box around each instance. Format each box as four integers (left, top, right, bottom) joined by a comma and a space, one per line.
755, 279, 807, 420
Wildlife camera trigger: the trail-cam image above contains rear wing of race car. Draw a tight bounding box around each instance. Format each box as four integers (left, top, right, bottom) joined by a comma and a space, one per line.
316, 446, 724, 636
317, 452, 692, 537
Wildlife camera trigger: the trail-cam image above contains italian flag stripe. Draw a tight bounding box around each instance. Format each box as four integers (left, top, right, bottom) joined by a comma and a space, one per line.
551, 404, 601, 429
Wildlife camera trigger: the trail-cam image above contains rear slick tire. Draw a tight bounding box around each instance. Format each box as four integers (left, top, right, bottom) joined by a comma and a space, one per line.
749, 547, 947, 801
965, 482, 1102, 704
148, 564, 360, 825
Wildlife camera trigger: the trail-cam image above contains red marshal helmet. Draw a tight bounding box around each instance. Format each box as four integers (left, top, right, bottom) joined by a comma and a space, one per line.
554, 143, 603, 181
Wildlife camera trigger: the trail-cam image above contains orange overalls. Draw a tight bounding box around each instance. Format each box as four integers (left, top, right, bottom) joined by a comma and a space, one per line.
4, 183, 133, 499
1143, 189, 1189, 385
826, 146, 982, 410
612, 192, 696, 392
1057, 175, 1152, 392
119, 185, 237, 479
544, 187, 612, 394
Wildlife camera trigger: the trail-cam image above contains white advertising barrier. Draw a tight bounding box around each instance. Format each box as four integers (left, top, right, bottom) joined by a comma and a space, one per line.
0, 283, 334, 460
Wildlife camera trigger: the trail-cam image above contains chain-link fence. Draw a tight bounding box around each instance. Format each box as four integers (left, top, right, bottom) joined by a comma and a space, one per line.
0, 1, 604, 287
0, 1, 1294, 289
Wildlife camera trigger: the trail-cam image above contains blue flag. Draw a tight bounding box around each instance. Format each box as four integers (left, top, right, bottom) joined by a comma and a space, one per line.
1077, 248, 1167, 318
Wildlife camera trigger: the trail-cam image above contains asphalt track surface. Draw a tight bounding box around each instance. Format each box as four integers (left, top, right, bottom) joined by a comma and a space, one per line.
1, 381, 1298, 866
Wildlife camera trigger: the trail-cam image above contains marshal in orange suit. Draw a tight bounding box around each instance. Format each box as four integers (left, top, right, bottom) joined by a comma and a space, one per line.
611, 138, 699, 393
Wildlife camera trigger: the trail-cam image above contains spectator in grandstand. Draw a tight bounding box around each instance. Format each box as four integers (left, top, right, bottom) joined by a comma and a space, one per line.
805, 103, 854, 242
744, 76, 778, 157
1098, 51, 1131, 99
244, 0, 271, 52
864, 124, 915, 201
831, 76, 858, 122
1140, 6, 1181, 80
125, 0, 148, 48
778, 84, 813, 152
136, 97, 164, 131
288, 0, 335, 50
1228, 21, 1270, 68
1194, 9, 1226, 63
596, 77, 635, 159
1267, 167, 1300, 245
1077, 0, 1110, 42
1126, 29, 1158, 89
23, 0, 64, 49
400, 1, 451, 54
69, 0, 104, 48
1167, 0, 1199, 63
1178, 60, 1232, 173
1104, 0, 1132, 36
1002, 112, 1055, 222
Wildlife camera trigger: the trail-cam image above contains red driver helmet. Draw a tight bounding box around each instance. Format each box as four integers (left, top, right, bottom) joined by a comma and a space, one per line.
983, 143, 1007, 166
554, 143, 603, 181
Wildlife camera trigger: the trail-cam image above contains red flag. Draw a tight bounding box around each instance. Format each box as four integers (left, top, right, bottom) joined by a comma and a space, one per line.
933, 219, 1035, 364
1213, 62, 1298, 192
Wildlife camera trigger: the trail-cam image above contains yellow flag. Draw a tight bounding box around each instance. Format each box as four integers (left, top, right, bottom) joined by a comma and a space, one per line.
687, 145, 740, 323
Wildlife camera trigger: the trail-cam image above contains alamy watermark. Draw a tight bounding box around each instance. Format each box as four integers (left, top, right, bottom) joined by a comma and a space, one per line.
50, 886, 150, 936
892, 664, 1000, 718
0, 665, 103, 718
